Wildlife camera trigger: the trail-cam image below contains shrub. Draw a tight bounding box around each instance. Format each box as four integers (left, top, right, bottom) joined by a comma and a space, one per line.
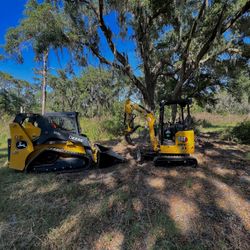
220, 120, 250, 144
205, 91, 250, 115
101, 102, 124, 137
200, 119, 213, 128
220, 127, 235, 142
231, 120, 250, 144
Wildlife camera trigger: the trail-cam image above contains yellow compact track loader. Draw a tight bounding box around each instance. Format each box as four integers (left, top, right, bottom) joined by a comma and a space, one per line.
8, 112, 124, 172
124, 99, 197, 167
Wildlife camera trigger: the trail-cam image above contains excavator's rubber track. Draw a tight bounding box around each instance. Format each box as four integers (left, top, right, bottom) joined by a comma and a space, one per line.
153, 155, 197, 167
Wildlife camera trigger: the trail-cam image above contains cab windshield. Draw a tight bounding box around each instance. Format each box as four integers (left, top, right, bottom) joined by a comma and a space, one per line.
47, 116, 77, 132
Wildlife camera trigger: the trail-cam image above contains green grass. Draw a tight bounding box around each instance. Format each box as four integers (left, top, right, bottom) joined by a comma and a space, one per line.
200, 123, 235, 133
80, 117, 116, 141
0, 118, 9, 163
194, 112, 249, 134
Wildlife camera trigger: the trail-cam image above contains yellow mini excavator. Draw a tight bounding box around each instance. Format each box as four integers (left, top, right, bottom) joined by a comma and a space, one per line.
8, 112, 124, 172
124, 99, 197, 167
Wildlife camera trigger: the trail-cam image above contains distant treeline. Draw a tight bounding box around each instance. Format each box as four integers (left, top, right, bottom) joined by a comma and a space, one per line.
1, 67, 249, 118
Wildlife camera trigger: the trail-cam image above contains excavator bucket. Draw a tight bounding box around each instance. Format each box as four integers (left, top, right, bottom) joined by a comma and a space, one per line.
95, 144, 125, 168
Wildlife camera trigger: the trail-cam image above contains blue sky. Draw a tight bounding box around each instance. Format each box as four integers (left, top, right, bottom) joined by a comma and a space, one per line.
0, 0, 34, 81
1, 1, 249, 84
0, 1, 140, 83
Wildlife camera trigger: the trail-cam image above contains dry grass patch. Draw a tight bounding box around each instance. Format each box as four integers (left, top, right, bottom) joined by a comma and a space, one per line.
95, 230, 124, 250
194, 112, 249, 125
146, 177, 166, 190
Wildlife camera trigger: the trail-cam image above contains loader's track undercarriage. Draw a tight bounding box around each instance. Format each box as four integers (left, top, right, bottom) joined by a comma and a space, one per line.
27, 148, 92, 173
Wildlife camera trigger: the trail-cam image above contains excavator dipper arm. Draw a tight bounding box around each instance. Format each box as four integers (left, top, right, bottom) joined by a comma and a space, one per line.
124, 99, 159, 151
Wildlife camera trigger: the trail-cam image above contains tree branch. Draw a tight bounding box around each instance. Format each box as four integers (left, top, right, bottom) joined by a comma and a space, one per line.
221, 1, 250, 34
87, 42, 146, 93
174, 1, 249, 98
195, 6, 225, 66
178, 0, 206, 92
98, 0, 128, 66
98, 1, 146, 92
184, 0, 206, 56
199, 45, 242, 64
83, 0, 146, 93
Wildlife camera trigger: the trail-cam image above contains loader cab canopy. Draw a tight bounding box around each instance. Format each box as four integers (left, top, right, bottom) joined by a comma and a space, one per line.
13, 112, 82, 135
44, 112, 81, 135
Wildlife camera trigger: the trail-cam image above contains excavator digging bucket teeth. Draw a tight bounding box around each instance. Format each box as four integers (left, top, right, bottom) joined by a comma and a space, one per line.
95, 144, 125, 168
125, 133, 135, 145
153, 156, 197, 168
124, 125, 141, 145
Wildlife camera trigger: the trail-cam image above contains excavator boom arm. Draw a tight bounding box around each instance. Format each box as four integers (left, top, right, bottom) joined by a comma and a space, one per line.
124, 99, 159, 151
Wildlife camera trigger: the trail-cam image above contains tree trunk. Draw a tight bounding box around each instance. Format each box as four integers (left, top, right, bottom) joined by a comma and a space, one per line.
142, 84, 156, 111
140, 74, 156, 111
41, 50, 49, 115
171, 79, 183, 122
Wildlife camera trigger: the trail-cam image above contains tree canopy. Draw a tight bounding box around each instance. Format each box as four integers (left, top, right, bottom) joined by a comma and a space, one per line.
4, 0, 68, 114
5, 0, 67, 62
0, 71, 38, 115
57, 0, 250, 109
3, 0, 250, 112
48, 66, 127, 116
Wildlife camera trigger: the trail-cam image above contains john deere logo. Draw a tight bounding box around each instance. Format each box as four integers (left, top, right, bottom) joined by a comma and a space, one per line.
69, 135, 84, 143
16, 141, 27, 149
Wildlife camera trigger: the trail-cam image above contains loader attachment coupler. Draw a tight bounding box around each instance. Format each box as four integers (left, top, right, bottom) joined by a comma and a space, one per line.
95, 144, 125, 168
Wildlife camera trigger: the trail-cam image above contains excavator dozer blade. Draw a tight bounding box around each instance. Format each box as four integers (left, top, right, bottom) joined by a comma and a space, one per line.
95, 144, 125, 168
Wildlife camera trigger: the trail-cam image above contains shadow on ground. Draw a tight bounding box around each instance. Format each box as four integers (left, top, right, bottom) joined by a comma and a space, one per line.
0, 148, 7, 159
0, 132, 249, 249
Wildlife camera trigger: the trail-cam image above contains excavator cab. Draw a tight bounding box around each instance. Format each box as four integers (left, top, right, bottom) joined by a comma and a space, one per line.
153, 99, 197, 166
159, 99, 192, 145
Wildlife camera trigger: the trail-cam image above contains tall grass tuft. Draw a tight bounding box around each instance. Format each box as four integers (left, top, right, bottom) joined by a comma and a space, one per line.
0, 115, 11, 149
